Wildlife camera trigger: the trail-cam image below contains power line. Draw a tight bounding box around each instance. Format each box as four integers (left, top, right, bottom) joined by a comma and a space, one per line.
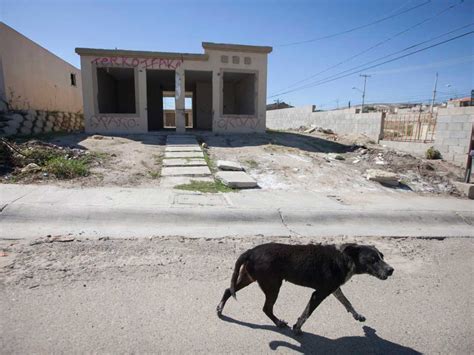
268, 29, 474, 98
279, 0, 465, 91
275, 0, 431, 47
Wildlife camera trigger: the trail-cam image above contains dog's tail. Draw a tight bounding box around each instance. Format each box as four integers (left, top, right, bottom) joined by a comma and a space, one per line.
230, 250, 250, 299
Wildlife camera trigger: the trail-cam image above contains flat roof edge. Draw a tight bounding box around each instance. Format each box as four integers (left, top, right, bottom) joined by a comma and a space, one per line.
75, 48, 208, 61
202, 42, 272, 54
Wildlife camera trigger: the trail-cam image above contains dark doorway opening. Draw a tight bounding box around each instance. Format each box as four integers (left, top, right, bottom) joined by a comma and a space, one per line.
185, 70, 213, 130
146, 69, 175, 131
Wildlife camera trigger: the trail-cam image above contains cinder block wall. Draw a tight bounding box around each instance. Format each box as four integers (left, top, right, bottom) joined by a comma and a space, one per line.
434, 107, 474, 167
266, 105, 315, 129
266, 106, 383, 140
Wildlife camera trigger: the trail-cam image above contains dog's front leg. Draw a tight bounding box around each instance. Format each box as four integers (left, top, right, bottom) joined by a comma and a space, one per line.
333, 288, 366, 322
292, 290, 329, 335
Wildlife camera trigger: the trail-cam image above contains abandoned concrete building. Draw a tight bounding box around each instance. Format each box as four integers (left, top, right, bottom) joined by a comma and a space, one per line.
75, 42, 272, 134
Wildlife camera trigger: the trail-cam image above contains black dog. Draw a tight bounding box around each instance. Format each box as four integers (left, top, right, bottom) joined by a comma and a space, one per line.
217, 243, 394, 335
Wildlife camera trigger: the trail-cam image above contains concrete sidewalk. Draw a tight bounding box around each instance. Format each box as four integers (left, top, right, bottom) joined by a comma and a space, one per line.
1, 184, 473, 239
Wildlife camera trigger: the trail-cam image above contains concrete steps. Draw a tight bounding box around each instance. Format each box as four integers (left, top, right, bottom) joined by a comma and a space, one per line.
161, 135, 211, 181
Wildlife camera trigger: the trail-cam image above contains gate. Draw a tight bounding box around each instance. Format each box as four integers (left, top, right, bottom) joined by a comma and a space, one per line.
382, 112, 437, 142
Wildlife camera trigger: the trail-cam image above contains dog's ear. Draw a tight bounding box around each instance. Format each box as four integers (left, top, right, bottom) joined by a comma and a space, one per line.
340, 243, 360, 260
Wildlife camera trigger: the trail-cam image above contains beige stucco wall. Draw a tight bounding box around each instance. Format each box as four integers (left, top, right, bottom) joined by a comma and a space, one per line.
0, 22, 82, 112
77, 44, 270, 134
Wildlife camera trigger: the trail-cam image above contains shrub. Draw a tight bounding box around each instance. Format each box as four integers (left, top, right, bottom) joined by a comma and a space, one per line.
426, 147, 441, 160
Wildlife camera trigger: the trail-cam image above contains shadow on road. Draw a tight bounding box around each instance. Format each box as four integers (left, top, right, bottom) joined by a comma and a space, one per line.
220, 315, 420, 354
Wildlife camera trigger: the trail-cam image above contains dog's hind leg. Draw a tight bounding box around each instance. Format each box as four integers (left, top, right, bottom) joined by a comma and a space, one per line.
258, 279, 288, 328
333, 288, 366, 322
216, 267, 254, 317
293, 290, 331, 335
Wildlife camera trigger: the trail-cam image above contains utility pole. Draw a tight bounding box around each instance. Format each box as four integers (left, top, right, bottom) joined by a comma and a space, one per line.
336, 99, 339, 109
360, 74, 371, 112
430, 72, 438, 113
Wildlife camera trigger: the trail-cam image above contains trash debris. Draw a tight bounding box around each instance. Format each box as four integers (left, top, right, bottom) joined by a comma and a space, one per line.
21, 163, 41, 173
29, 235, 75, 245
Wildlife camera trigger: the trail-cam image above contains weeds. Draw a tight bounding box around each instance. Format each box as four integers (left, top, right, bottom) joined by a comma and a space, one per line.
148, 170, 161, 179
426, 147, 442, 160
44, 157, 89, 179
174, 179, 235, 193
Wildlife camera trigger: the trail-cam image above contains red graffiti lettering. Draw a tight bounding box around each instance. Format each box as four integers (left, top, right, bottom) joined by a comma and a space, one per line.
91, 56, 183, 70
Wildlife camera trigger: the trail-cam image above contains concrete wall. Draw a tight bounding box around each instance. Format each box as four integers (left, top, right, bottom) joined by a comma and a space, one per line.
77, 44, 270, 134
434, 107, 474, 167
380, 140, 432, 157
266, 106, 383, 140
0, 22, 82, 112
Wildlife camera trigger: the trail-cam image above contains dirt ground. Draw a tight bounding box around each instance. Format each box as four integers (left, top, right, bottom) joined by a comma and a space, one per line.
1, 133, 166, 187
0, 234, 457, 289
1, 131, 465, 196
200, 131, 464, 195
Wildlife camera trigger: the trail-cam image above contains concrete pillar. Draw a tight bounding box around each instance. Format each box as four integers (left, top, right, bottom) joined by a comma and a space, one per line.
211, 70, 220, 132
137, 68, 148, 132
175, 67, 185, 133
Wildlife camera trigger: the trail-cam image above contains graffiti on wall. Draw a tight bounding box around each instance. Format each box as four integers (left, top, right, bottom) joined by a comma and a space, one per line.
216, 117, 261, 130
91, 56, 183, 70
90, 116, 139, 130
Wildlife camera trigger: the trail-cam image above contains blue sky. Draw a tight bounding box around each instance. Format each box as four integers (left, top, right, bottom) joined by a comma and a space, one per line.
1, 0, 473, 109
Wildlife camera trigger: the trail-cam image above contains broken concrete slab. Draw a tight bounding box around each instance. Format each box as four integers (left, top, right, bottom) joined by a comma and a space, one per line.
161, 166, 211, 177
217, 160, 244, 171
164, 151, 204, 159
215, 171, 258, 188
165, 146, 202, 152
453, 182, 474, 199
162, 159, 207, 167
366, 169, 399, 186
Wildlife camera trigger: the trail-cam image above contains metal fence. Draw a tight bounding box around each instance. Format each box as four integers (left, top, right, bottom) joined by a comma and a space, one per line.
382, 112, 437, 142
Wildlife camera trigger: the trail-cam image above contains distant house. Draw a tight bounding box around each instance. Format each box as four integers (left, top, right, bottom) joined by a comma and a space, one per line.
447, 97, 473, 108
0, 22, 82, 112
266, 101, 293, 111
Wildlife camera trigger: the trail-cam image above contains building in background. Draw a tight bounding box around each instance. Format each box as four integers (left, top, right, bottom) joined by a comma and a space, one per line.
0, 22, 82, 112
75, 42, 272, 134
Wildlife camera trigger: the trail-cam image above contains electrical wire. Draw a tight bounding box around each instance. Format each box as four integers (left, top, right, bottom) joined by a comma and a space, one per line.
268, 29, 474, 98
275, 0, 431, 47
279, 0, 465, 91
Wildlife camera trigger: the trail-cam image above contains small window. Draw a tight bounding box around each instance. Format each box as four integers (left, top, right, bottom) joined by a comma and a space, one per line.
70, 73, 77, 87
232, 56, 240, 64
221, 55, 228, 63
244, 57, 251, 65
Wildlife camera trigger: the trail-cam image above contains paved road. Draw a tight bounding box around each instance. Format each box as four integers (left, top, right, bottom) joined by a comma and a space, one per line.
1, 184, 473, 239
1, 236, 472, 353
